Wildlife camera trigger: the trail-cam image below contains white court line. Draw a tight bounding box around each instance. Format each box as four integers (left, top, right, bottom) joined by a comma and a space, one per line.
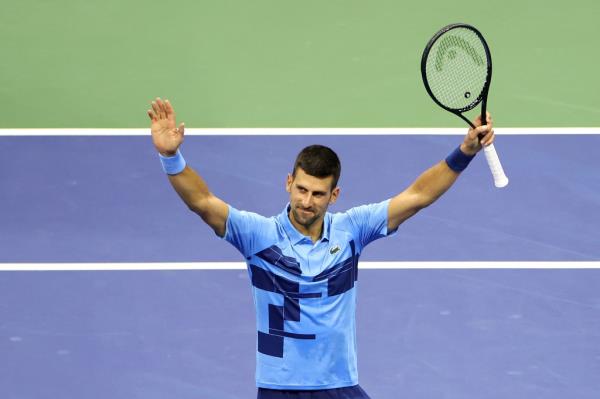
0, 262, 599, 271
0, 128, 600, 136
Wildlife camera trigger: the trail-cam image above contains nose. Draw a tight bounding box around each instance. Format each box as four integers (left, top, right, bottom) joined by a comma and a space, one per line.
301, 193, 312, 208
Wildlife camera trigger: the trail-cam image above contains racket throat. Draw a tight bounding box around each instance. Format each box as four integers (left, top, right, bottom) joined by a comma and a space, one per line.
453, 111, 476, 129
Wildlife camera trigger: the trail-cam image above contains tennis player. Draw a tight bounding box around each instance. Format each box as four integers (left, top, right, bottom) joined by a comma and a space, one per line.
147, 97, 494, 399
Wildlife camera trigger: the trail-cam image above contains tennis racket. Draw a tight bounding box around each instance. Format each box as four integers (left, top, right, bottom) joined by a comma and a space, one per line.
421, 23, 508, 188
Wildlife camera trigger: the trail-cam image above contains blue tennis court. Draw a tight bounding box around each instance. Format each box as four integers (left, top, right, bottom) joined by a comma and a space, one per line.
2, 134, 599, 262
1, 133, 599, 398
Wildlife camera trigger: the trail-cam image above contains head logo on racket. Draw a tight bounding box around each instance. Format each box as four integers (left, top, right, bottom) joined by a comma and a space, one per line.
434, 35, 484, 72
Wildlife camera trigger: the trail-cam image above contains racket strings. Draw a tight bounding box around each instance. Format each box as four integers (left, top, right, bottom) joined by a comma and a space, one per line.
425, 28, 489, 111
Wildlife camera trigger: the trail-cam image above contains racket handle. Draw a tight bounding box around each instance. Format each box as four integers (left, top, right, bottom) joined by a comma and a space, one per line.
483, 144, 509, 188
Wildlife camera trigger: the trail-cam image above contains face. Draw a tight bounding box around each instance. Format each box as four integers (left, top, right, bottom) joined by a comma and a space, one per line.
286, 168, 340, 230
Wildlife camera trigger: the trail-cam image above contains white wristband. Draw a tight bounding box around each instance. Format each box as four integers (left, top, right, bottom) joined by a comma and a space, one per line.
159, 149, 186, 175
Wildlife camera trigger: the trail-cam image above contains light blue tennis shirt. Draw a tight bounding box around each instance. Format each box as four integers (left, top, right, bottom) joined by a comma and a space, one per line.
224, 199, 395, 390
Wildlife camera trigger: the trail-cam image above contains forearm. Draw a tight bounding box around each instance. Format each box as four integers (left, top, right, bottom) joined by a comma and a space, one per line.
408, 160, 460, 208
167, 166, 214, 213
387, 158, 461, 231
166, 165, 229, 236
388, 117, 491, 231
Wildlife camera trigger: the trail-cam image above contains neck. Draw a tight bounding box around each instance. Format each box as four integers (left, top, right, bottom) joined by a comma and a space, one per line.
288, 210, 323, 243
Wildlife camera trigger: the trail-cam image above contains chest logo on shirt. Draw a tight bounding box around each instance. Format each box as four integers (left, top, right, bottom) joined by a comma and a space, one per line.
329, 244, 341, 255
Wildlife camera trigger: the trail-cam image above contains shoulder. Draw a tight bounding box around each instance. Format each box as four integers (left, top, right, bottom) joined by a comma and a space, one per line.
329, 200, 394, 249
227, 205, 281, 232
224, 205, 284, 254
332, 199, 391, 226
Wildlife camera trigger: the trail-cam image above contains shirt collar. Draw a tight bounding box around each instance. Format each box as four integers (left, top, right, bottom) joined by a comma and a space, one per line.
280, 204, 331, 245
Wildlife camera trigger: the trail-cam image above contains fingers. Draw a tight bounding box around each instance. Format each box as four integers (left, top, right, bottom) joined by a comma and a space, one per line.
156, 98, 167, 119
165, 99, 175, 116
178, 122, 185, 136
468, 124, 488, 140
480, 128, 495, 146
150, 97, 173, 120
464, 111, 495, 152
473, 111, 492, 127
475, 123, 494, 146
466, 122, 494, 150
147, 109, 156, 121
484, 111, 492, 127
151, 100, 159, 116
474, 114, 482, 127
470, 112, 493, 136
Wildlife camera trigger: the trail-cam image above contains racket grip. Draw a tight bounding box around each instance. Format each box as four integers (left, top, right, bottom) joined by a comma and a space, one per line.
483, 144, 509, 188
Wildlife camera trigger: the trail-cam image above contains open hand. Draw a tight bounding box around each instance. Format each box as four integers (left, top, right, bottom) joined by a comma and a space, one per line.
147, 97, 184, 156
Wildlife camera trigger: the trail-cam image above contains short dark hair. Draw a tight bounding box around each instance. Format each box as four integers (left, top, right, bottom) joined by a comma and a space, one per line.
292, 145, 341, 189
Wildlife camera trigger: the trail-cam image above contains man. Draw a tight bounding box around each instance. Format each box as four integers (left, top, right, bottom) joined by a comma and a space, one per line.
147, 97, 494, 399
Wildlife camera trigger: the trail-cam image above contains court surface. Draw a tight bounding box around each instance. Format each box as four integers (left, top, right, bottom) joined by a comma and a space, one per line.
2, 132, 600, 262
1, 132, 600, 399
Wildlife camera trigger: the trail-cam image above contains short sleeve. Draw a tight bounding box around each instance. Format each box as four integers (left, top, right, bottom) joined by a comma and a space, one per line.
345, 199, 396, 249
223, 205, 275, 257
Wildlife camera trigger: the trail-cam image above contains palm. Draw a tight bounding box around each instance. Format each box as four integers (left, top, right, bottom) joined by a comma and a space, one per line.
152, 117, 179, 152
147, 98, 184, 156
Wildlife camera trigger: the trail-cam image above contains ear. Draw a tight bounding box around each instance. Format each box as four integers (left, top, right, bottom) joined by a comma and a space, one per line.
329, 186, 340, 205
286, 173, 293, 193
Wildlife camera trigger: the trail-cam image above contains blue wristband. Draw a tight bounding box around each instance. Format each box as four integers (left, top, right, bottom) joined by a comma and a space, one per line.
445, 146, 475, 172
159, 149, 186, 175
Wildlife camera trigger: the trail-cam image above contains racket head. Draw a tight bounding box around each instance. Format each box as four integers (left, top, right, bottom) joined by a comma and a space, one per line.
421, 23, 492, 121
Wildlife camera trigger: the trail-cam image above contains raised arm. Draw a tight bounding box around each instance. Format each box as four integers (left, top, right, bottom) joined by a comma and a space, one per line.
147, 98, 228, 237
387, 113, 495, 232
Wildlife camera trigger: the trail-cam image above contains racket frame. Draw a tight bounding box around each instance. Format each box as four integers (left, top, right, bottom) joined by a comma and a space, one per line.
420, 23, 508, 188
420, 23, 492, 129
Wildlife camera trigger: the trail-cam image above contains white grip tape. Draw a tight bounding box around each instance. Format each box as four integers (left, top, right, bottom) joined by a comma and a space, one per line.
483, 144, 509, 188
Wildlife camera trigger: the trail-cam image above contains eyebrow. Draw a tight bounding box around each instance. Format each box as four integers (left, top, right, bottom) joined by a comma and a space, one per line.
296, 183, 327, 196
